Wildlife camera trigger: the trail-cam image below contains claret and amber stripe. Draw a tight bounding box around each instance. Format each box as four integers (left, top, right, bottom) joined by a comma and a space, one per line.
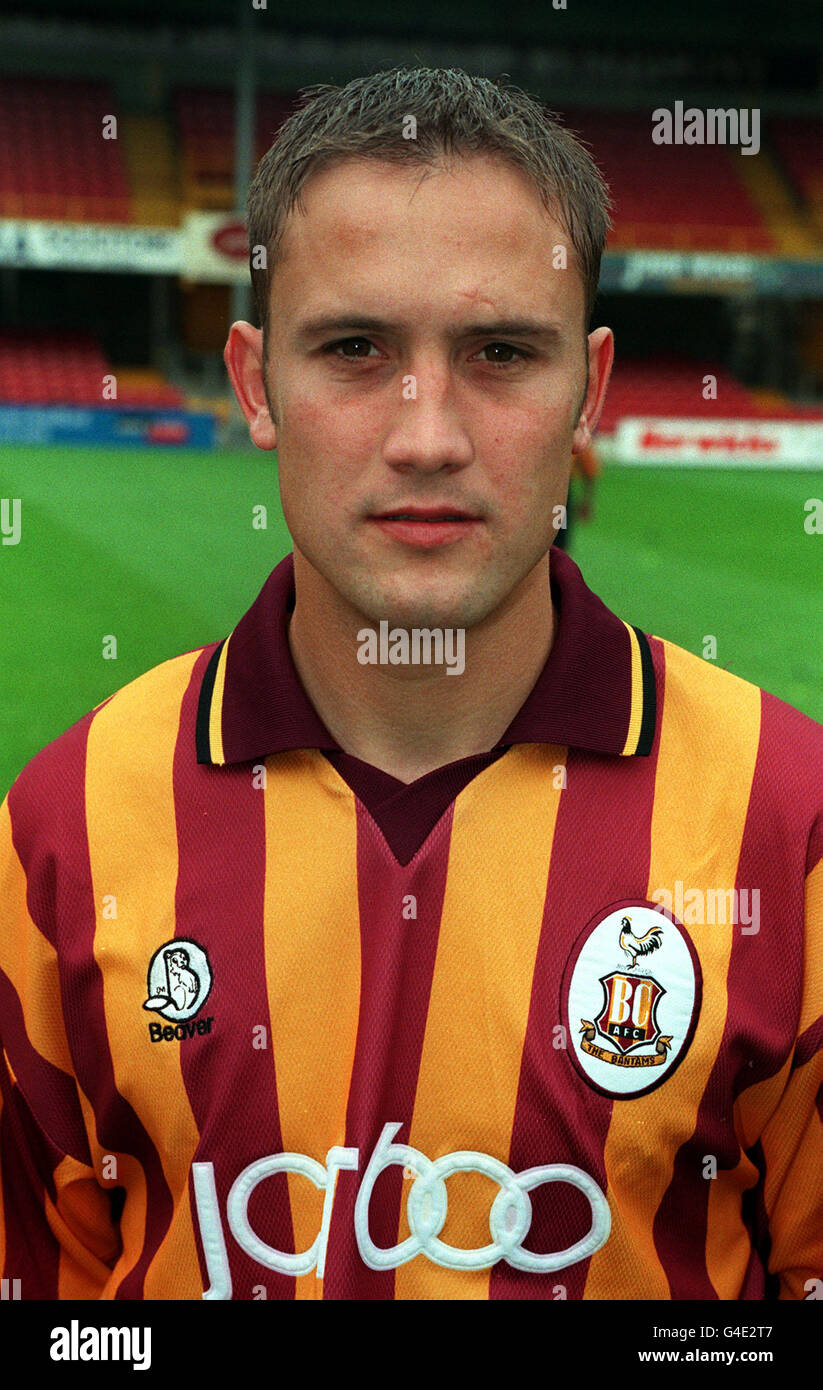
1, 544, 821, 1300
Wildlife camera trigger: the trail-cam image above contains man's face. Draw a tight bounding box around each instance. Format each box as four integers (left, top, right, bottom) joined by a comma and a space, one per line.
232, 153, 612, 631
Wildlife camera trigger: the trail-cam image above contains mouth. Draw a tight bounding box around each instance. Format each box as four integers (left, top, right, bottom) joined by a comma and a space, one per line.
369, 507, 482, 549
373, 508, 478, 521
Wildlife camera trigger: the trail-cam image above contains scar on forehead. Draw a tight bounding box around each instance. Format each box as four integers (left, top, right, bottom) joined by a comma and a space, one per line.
457, 287, 496, 308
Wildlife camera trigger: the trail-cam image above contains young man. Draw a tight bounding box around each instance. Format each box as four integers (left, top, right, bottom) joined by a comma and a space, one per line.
1, 68, 821, 1302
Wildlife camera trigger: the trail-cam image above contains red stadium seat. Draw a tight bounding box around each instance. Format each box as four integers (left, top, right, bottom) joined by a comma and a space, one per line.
595, 357, 800, 433
563, 110, 776, 253
0, 76, 135, 223
0, 330, 184, 409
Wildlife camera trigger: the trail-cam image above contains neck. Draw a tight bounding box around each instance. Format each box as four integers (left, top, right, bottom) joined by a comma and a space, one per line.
287, 551, 555, 784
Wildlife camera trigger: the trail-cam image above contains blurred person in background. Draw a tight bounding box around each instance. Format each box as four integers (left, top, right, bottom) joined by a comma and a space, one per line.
553, 440, 600, 552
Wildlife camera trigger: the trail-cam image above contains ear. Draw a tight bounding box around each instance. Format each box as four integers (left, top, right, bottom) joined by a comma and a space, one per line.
223, 321, 277, 451
572, 326, 614, 454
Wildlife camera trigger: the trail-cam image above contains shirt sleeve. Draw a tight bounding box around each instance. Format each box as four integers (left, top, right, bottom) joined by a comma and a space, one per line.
758, 843, 823, 1299
0, 789, 121, 1299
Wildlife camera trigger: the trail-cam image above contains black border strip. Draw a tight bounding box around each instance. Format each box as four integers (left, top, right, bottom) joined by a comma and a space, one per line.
195, 640, 226, 765
631, 626, 657, 757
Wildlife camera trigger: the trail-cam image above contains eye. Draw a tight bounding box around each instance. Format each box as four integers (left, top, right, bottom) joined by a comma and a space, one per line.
324, 337, 380, 359
475, 342, 532, 366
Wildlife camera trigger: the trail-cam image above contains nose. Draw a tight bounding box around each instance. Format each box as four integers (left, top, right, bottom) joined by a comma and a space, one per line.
381, 361, 474, 475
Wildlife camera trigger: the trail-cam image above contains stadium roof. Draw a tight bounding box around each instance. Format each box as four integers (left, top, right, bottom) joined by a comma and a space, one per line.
6, 0, 823, 47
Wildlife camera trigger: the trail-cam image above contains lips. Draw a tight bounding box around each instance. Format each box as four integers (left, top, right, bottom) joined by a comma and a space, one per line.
373, 508, 476, 521
369, 510, 481, 549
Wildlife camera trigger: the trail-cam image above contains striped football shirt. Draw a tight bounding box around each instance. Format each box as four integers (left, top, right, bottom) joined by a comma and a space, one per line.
1, 545, 821, 1300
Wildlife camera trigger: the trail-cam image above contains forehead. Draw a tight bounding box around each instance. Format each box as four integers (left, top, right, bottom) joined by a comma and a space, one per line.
272, 153, 583, 321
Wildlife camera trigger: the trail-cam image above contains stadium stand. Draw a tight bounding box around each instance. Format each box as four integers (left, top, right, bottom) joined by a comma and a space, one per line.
0, 76, 132, 223
565, 110, 776, 253
121, 114, 181, 227
175, 87, 295, 211
0, 329, 183, 407
734, 146, 819, 257
0, 74, 818, 262
596, 356, 823, 434
171, 92, 823, 259
0, 77, 819, 425
770, 118, 823, 235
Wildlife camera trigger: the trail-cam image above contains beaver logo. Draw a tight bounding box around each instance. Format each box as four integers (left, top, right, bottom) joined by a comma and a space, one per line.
143, 939, 213, 1022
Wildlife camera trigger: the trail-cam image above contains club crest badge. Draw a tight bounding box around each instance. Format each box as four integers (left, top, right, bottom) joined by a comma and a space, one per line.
143, 939, 213, 1022
561, 901, 701, 1099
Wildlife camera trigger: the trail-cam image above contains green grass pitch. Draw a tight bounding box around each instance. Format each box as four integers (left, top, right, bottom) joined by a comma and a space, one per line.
1, 443, 821, 798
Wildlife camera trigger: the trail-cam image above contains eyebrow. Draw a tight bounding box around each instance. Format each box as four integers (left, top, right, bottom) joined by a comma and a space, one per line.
293, 314, 564, 347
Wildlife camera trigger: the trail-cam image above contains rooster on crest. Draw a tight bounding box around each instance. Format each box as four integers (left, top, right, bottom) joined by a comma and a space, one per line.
618, 915, 663, 972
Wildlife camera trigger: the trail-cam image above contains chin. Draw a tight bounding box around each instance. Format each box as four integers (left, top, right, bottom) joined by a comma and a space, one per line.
361, 576, 501, 633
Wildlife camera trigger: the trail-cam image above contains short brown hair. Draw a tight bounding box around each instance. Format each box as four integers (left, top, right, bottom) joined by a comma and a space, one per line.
247, 66, 611, 337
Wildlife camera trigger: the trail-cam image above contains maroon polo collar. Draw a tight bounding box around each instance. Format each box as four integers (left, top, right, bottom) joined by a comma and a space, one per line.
196, 547, 656, 769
